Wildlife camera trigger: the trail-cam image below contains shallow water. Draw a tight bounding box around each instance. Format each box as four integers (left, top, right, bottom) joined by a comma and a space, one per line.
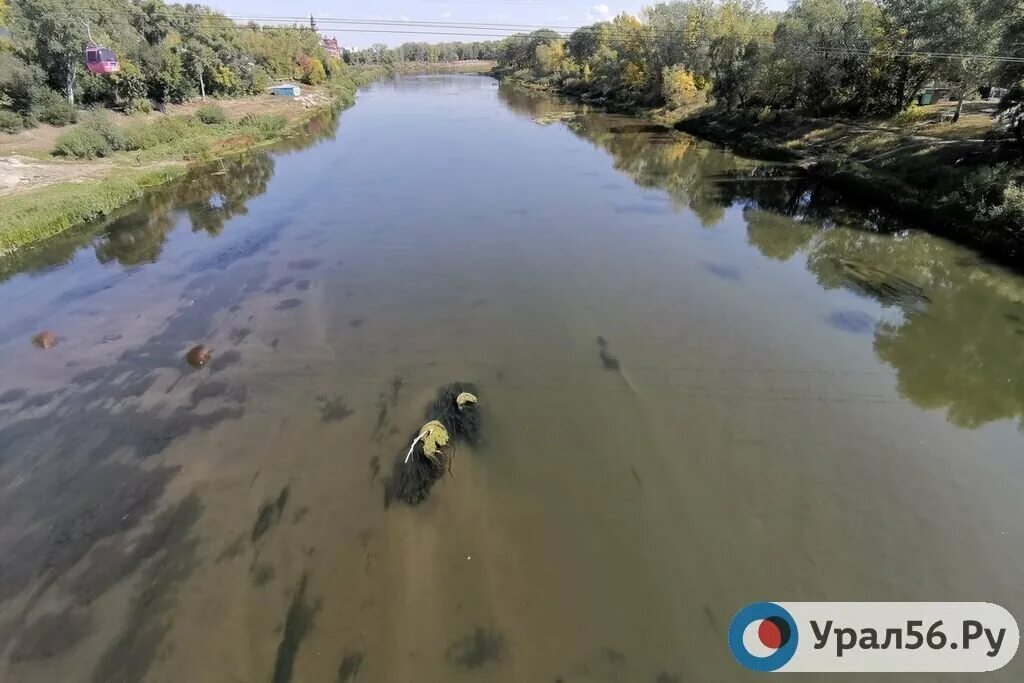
0, 75, 1022, 682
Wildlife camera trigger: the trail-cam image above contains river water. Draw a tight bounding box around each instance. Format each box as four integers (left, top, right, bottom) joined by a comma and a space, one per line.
0, 75, 1022, 682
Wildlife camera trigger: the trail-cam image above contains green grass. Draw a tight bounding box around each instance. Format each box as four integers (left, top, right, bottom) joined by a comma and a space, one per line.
0, 167, 187, 254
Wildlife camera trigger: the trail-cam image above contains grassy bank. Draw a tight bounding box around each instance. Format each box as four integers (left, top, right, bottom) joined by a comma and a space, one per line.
496, 71, 1024, 268
0, 67, 389, 255
0, 168, 186, 254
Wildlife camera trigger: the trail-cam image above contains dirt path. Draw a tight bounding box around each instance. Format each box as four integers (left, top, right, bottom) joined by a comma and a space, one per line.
0, 155, 116, 197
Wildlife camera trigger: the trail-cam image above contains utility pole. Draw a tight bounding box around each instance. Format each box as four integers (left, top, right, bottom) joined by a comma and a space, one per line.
310, 14, 317, 32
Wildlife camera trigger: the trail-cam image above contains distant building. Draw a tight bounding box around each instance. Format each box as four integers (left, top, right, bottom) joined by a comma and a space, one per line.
322, 37, 341, 59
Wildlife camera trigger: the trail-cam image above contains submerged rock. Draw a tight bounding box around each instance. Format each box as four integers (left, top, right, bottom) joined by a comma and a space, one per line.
185, 345, 212, 368
32, 331, 57, 349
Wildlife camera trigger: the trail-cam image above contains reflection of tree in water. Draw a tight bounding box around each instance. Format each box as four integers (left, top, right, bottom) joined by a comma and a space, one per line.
874, 283, 1024, 431
94, 153, 275, 266
743, 208, 817, 261
183, 152, 275, 237
2, 107, 347, 281
500, 86, 1024, 431
813, 231, 1024, 431
807, 227, 1024, 431
93, 191, 179, 267
584, 121, 733, 227
499, 84, 737, 226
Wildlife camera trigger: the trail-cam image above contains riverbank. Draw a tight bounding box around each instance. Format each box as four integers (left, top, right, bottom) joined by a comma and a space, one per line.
497, 73, 1024, 269
0, 67, 389, 255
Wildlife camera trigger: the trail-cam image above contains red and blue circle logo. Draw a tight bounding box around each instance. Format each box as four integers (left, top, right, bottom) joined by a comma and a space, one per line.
729, 602, 799, 672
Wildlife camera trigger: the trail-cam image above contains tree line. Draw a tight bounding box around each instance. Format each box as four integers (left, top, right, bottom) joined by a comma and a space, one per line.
344, 40, 503, 66
493, 0, 1023, 135
0, 0, 346, 130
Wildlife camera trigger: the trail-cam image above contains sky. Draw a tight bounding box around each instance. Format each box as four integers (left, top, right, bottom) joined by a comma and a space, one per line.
204, 0, 790, 48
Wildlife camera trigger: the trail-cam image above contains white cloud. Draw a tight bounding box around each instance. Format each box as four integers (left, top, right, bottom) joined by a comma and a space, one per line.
587, 4, 613, 22
441, 11, 453, 18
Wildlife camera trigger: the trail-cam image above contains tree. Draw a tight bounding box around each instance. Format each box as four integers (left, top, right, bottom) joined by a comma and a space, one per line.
0, 52, 45, 112
567, 25, 601, 64
535, 39, 567, 77
11, 0, 93, 104
771, 0, 884, 114
998, 82, 1024, 146
663, 64, 704, 109
296, 55, 325, 85
927, 0, 998, 123
181, 39, 215, 99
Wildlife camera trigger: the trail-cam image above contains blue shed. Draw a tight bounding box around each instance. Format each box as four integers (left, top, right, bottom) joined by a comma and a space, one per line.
270, 84, 301, 97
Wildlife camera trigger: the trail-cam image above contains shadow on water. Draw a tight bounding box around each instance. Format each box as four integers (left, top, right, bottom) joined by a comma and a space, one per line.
0, 104, 352, 679
500, 84, 1024, 432
0, 227, 270, 679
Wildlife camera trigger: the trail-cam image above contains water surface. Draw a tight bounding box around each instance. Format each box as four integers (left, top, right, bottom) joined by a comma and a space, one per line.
0, 75, 1022, 682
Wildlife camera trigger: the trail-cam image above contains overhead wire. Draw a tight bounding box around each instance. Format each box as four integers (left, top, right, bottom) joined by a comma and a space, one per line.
32, 10, 1024, 64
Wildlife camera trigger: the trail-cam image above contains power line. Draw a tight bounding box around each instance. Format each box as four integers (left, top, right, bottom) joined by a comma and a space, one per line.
27, 10, 1024, 64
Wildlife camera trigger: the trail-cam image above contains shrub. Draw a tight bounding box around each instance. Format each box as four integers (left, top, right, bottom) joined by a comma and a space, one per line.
239, 112, 287, 134
248, 66, 271, 95
110, 60, 148, 107
992, 182, 1024, 227
124, 98, 152, 115
0, 53, 46, 114
662, 65, 703, 110
0, 110, 24, 133
197, 104, 227, 124
35, 88, 78, 126
892, 103, 931, 126
124, 116, 193, 150
54, 127, 110, 158
79, 110, 130, 151
297, 56, 327, 85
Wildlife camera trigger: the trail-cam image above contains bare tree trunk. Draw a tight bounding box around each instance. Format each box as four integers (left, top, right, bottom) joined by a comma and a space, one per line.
952, 88, 965, 124
199, 71, 206, 100
65, 59, 76, 105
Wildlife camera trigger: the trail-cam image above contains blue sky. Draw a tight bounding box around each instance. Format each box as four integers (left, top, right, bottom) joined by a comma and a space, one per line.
205, 1, 791, 48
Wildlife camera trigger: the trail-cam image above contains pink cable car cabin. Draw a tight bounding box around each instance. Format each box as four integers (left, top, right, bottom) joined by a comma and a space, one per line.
85, 45, 120, 74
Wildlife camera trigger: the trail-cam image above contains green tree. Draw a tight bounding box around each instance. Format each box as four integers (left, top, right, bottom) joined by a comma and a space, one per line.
535, 40, 567, 77
11, 0, 92, 104
998, 82, 1024, 146
928, 0, 998, 122
181, 39, 215, 99
771, 0, 884, 114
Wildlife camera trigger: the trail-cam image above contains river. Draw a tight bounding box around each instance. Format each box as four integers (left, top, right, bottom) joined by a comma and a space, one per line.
0, 74, 1022, 682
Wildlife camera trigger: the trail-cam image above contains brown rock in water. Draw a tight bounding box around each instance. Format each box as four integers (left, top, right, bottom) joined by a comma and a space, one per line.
185, 345, 212, 368
32, 331, 57, 349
